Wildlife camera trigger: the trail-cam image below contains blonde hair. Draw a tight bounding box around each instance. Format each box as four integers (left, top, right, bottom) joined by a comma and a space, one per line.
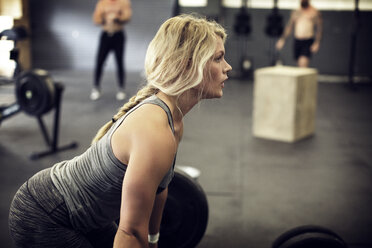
145, 14, 226, 96
92, 14, 226, 144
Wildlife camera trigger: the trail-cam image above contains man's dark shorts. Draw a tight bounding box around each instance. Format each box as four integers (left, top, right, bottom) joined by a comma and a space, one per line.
294, 38, 314, 60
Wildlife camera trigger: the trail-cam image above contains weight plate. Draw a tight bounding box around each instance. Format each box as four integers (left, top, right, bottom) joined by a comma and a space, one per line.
159, 171, 209, 248
265, 13, 284, 37
272, 225, 348, 248
15, 70, 55, 116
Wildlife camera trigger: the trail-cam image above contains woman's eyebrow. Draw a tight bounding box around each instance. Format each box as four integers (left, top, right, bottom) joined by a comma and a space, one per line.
215, 51, 225, 56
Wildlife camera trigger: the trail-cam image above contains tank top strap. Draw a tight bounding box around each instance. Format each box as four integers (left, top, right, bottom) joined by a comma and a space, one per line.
108, 95, 175, 138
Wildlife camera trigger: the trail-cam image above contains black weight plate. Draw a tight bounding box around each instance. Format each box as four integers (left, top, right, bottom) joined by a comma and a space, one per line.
281, 233, 347, 248
272, 225, 348, 248
234, 7, 251, 36
159, 171, 209, 248
15, 70, 55, 116
265, 13, 283, 37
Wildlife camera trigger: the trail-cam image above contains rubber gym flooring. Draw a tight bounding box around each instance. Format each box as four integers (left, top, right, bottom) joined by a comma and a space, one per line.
1, 70, 372, 248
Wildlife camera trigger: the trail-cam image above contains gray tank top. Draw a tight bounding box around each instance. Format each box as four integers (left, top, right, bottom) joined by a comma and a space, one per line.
50, 95, 176, 232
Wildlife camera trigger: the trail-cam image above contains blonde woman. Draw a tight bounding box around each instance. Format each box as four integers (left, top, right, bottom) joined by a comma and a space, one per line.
9, 14, 232, 248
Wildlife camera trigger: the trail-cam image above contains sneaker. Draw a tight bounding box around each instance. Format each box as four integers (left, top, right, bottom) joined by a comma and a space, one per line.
90, 88, 101, 101
116, 90, 126, 101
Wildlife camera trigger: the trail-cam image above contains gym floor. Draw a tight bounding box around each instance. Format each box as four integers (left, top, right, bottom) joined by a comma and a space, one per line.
1, 70, 372, 248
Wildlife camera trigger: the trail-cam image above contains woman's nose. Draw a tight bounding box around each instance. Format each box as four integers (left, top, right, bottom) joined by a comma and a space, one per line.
225, 61, 232, 73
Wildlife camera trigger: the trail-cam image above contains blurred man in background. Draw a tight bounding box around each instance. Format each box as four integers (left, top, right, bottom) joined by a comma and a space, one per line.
276, 0, 322, 67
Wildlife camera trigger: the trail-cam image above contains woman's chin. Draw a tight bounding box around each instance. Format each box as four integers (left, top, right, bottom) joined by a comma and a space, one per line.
203, 92, 223, 99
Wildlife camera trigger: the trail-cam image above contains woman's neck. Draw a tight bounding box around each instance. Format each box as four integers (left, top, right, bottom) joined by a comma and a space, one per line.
156, 90, 200, 121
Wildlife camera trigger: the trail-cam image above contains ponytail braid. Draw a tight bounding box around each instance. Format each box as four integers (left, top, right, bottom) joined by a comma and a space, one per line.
91, 85, 159, 144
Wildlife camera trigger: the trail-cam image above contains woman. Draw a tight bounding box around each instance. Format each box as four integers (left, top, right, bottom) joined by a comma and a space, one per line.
91, 0, 132, 101
9, 14, 232, 248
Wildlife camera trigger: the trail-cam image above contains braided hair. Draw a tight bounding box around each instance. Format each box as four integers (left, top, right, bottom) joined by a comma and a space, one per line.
91, 85, 159, 144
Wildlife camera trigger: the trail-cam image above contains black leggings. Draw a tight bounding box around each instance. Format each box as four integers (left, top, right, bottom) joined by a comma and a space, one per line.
94, 30, 126, 89
8, 168, 117, 248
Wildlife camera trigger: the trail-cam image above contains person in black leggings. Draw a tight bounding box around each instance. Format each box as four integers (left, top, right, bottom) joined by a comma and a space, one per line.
91, 0, 132, 101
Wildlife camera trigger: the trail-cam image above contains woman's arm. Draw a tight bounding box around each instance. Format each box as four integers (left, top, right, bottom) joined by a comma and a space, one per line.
148, 188, 168, 248
113, 106, 176, 248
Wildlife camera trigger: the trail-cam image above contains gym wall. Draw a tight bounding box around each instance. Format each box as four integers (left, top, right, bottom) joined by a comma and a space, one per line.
224, 8, 372, 78
181, 5, 372, 78
28, 0, 372, 78
29, 0, 173, 71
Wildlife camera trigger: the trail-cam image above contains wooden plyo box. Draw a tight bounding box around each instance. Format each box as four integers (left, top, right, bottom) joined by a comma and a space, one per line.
252, 66, 318, 142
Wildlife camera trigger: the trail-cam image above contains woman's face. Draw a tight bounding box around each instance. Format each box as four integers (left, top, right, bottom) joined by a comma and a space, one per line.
199, 36, 232, 99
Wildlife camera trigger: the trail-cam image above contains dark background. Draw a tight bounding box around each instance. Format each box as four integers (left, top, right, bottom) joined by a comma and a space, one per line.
28, 0, 372, 78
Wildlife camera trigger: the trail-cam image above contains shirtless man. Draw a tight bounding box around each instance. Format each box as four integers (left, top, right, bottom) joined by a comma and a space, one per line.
91, 0, 132, 101
276, 0, 322, 67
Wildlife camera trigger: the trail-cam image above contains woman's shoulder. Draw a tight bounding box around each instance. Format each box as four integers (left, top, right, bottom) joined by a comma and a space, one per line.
112, 103, 176, 166
122, 103, 174, 141
128, 104, 177, 161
